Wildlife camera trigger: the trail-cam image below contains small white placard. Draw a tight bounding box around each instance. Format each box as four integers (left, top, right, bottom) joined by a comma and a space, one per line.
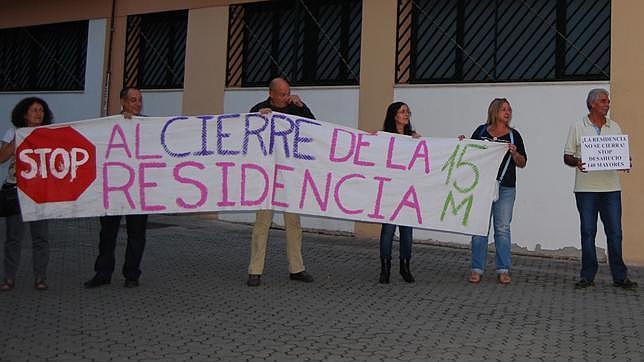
581, 134, 630, 171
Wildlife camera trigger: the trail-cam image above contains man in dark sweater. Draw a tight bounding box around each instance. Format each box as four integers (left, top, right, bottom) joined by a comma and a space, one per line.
247, 78, 315, 287
84, 87, 149, 289
249, 78, 314, 118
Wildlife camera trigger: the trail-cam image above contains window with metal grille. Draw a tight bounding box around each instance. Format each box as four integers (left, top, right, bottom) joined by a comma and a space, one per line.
227, 0, 361, 87
396, 0, 610, 84
124, 10, 187, 89
0, 21, 88, 91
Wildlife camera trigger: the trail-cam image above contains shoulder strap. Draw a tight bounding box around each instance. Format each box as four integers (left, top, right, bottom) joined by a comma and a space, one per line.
498, 129, 515, 181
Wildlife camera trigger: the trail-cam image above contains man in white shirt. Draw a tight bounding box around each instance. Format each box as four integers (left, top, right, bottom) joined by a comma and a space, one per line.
563, 88, 637, 290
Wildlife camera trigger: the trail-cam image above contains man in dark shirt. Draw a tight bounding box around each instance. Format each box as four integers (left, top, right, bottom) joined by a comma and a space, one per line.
249, 78, 314, 118
247, 77, 315, 287
84, 87, 149, 289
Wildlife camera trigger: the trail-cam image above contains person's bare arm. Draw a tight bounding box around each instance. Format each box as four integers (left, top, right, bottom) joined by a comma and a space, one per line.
564, 154, 585, 172
509, 143, 526, 168
0, 139, 15, 164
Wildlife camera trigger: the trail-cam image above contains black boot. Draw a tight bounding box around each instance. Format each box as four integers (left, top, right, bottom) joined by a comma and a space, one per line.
400, 258, 415, 283
379, 257, 391, 284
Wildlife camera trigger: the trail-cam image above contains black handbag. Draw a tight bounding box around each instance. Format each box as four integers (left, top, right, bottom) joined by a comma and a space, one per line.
0, 183, 20, 217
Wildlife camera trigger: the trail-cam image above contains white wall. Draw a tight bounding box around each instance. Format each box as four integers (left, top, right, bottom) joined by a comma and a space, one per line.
140, 90, 183, 117
0, 19, 107, 176
396, 82, 610, 252
221, 86, 359, 233
223, 86, 359, 127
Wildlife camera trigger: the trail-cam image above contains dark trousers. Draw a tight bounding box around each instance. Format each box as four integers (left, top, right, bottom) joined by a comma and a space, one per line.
575, 191, 627, 282
94, 214, 148, 281
379, 223, 413, 259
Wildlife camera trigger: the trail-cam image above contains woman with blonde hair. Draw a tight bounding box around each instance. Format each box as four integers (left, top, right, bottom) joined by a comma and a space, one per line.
468, 98, 527, 285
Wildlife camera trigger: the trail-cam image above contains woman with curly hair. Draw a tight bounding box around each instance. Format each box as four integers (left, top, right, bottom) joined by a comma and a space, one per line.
0, 97, 53, 291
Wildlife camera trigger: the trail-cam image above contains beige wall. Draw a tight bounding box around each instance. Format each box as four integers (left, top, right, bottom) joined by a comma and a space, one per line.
0, 0, 111, 29
117, 0, 257, 16
0, 0, 246, 116
107, 15, 127, 115
4, 0, 644, 257
611, 0, 644, 265
182, 6, 229, 116
0, 0, 260, 28
354, 0, 398, 238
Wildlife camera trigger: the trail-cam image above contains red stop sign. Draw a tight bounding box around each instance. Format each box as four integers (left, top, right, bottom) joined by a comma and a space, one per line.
16, 126, 96, 203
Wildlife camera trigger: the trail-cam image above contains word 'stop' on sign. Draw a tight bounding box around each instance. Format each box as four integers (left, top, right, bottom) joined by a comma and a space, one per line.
16, 126, 97, 203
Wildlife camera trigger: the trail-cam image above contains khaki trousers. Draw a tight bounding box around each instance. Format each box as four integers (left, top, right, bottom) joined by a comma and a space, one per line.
248, 210, 305, 274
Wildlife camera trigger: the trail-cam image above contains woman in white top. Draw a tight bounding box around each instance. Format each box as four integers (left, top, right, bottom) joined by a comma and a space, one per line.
0, 97, 53, 291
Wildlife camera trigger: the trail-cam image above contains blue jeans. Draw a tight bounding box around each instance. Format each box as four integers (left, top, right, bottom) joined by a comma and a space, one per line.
380, 224, 413, 259
471, 186, 515, 274
575, 191, 627, 282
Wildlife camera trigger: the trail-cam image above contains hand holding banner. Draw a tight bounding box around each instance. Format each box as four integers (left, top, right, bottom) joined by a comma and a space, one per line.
15, 113, 506, 235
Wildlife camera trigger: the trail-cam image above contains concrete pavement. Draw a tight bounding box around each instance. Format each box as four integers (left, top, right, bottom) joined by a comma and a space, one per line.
1, 214, 643, 361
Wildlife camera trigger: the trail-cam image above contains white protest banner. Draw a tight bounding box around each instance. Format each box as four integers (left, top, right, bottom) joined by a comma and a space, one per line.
581, 135, 630, 171
15, 113, 506, 235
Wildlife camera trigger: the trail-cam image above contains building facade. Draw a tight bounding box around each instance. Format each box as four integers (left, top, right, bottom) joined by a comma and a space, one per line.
1, 0, 643, 263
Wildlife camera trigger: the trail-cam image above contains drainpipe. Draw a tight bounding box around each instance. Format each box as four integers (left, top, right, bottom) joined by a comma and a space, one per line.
101, 0, 117, 116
